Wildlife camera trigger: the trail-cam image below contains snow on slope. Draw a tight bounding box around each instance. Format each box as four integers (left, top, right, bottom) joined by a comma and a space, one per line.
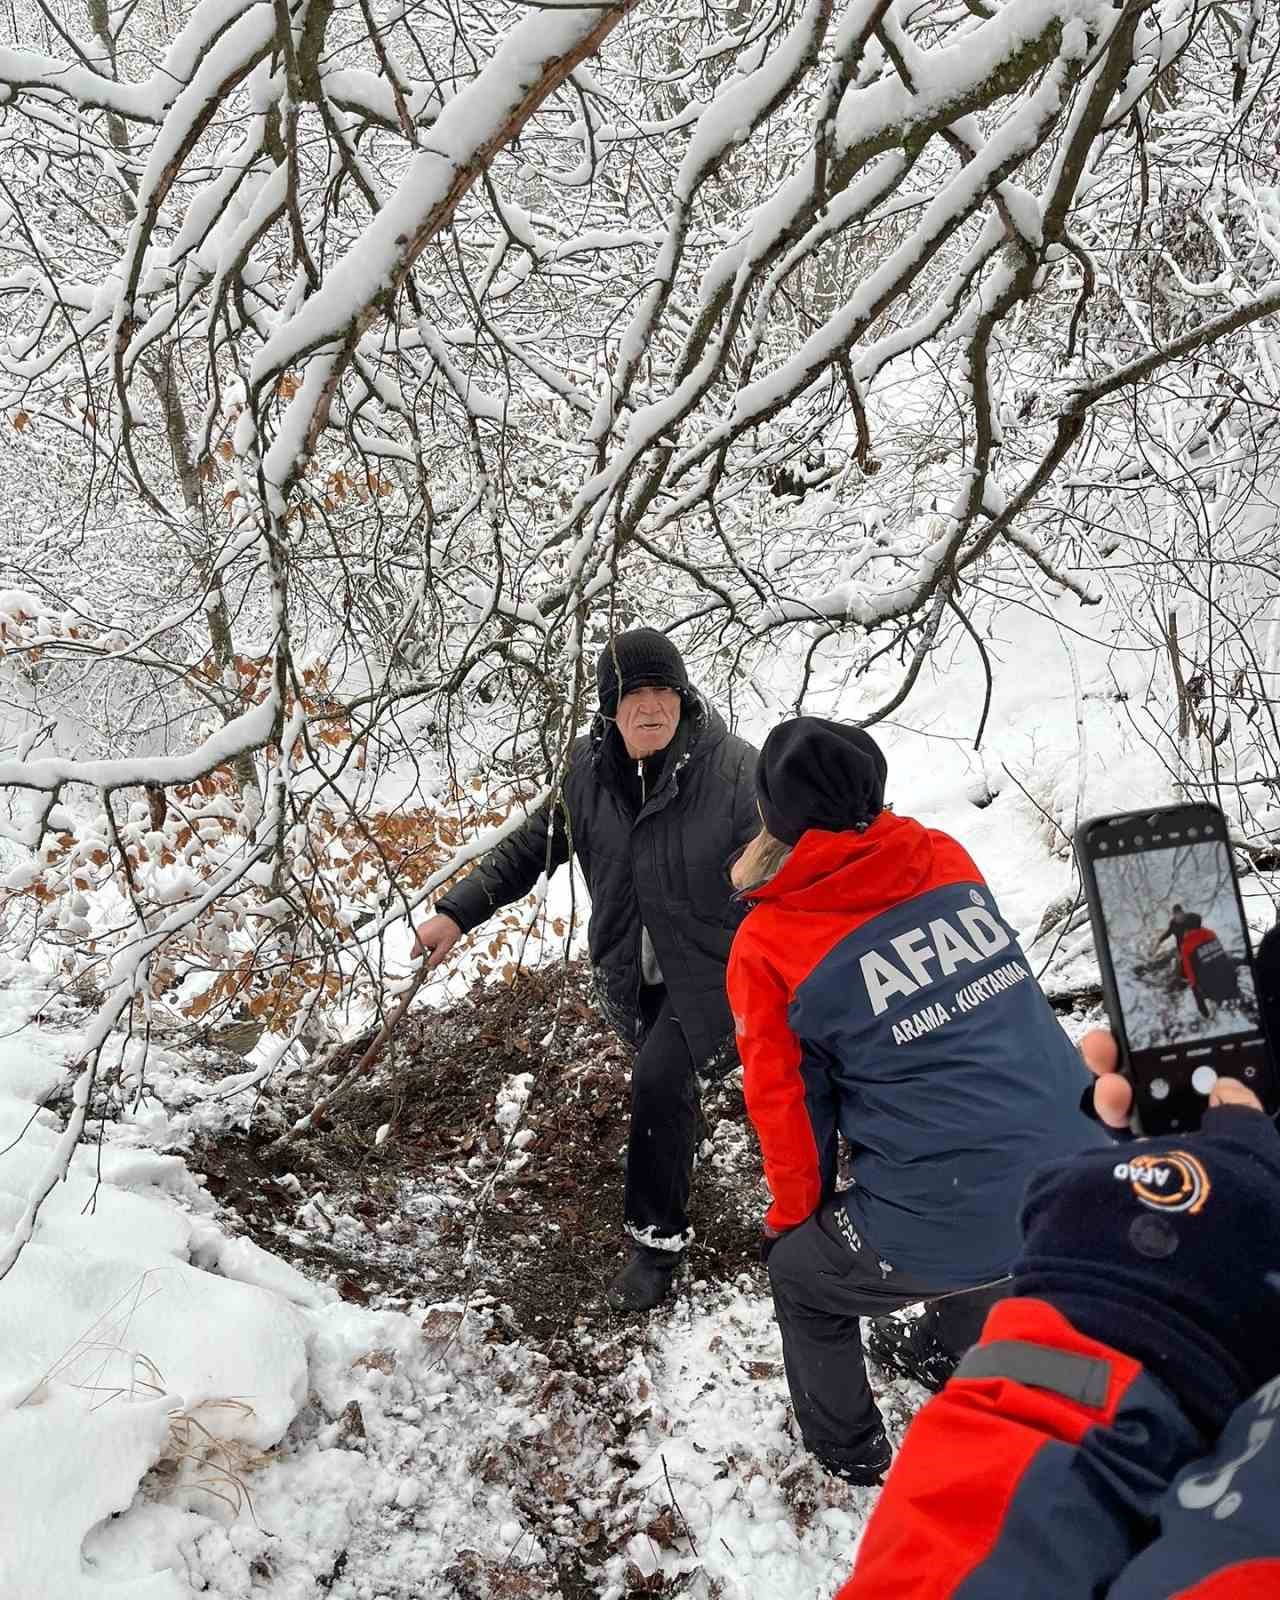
2, 583, 1273, 1597
746, 583, 1278, 990
0, 965, 903, 1598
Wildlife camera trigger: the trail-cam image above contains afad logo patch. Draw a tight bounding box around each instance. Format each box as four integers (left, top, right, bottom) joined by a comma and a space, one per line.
1113, 1151, 1211, 1215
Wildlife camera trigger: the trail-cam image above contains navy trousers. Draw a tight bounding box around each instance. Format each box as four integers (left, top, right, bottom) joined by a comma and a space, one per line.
768, 1193, 1010, 1467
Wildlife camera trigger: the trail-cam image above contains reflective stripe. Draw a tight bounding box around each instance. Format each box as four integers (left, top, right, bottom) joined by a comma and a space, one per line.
956, 1340, 1111, 1408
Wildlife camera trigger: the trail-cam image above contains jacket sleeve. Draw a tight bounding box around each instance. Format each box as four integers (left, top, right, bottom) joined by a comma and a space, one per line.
435, 796, 571, 935
727, 929, 831, 1230
1106, 1380, 1280, 1600
836, 1297, 1207, 1600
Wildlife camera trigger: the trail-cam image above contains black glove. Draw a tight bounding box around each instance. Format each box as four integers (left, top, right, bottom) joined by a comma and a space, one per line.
1014, 1105, 1280, 1432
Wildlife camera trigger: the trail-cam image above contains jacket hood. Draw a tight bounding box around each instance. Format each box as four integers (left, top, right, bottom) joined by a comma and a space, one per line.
746, 810, 937, 914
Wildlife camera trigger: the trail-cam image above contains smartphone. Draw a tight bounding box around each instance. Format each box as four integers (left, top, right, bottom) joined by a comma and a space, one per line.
1076, 802, 1277, 1134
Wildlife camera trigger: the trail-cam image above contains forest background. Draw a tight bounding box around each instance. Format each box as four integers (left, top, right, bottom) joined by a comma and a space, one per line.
0, 0, 1277, 1594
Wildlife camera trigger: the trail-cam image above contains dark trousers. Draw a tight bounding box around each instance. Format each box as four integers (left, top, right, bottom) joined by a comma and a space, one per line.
768, 1194, 1010, 1465
623, 986, 700, 1251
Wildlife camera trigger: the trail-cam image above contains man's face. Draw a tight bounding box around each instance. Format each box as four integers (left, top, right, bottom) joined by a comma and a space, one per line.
615, 685, 681, 759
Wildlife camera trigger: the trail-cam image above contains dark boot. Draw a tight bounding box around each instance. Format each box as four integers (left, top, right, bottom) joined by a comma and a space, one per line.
813, 1424, 892, 1487
865, 1313, 957, 1394
605, 1246, 682, 1312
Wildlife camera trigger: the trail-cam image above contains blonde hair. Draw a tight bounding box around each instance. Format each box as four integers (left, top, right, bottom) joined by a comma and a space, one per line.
732, 825, 793, 894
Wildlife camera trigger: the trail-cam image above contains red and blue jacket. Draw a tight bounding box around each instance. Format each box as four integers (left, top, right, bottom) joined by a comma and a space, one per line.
726, 812, 1106, 1285
839, 1296, 1280, 1598
1180, 924, 1217, 984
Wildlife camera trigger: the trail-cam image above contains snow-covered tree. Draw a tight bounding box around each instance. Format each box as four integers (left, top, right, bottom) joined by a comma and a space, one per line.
0, 0, 1277, 1265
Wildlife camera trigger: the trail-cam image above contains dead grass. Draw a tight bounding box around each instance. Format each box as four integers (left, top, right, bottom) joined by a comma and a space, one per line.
16, 1270, 272, 1520
155, 1399, 273, 1521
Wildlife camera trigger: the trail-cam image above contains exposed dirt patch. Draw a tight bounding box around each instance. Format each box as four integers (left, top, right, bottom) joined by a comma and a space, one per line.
192, 961, 766, 1358
187, 964, 779, 1594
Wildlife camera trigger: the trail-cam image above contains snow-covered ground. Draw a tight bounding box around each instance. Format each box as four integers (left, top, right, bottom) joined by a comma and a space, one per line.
2, 585, 1276, 1597
0, 964, 921, 1599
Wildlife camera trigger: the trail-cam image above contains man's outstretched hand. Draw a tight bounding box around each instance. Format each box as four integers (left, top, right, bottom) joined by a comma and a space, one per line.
1080, 1028, 1263, 1128
412, 912, 463, 969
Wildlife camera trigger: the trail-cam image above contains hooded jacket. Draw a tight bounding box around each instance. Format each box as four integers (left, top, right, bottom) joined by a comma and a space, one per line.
436, 696, 759, 1065
838, 1297, 1280, 1600
727, 811, 1107, 1285
840, 1094, 1280, 1598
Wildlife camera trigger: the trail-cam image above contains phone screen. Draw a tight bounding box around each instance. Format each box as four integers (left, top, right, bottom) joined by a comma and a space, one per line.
1081, 805, 1275, 1131
1092, 836, 1259, 1050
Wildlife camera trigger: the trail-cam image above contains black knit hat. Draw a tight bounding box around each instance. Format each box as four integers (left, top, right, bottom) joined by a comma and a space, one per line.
756, 717, 887, 844
596, 628, 689, 717
1014, 1106, 1280, 1432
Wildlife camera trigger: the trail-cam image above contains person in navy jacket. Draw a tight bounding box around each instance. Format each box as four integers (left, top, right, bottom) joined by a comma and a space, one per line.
726, 716, 1108, 1483
839, 985, 1280, 1600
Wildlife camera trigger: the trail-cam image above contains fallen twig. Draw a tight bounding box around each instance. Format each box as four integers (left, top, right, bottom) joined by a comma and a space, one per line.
266, 964, 431, 1154
661, 1453, 700, 1558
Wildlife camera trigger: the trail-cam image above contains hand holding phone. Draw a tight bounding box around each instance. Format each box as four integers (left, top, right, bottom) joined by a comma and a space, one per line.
1075, 803, 1278, 1134
1080, 1028, 1264, 1126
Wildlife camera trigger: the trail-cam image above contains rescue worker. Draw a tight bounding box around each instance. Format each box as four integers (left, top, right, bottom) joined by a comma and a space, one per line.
726, 715, 1108, 1482
839, 956, 1280, 1598
1157, 904, 1240, 1017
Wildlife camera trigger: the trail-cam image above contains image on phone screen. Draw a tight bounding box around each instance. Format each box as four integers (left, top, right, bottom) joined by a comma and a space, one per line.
1092, 838, 1259, 1051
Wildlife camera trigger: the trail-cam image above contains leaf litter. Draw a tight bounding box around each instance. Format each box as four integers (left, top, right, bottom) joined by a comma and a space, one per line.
170, 960, 900, 1597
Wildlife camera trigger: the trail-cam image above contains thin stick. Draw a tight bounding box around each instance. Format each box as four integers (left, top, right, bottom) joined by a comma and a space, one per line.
661, 1453, 700, 1558
267, 964, 431, 1154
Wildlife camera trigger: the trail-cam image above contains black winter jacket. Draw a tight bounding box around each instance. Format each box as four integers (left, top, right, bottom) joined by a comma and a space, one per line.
436, 696, 759, 1065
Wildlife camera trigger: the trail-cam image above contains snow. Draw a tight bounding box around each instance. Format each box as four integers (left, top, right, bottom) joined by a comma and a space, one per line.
595, 1283, 877, 1597
0, 974, 319, 1595
0, 0, 262, 124
674, 0, 829, 203
1, 0, 1276, 1580
0, 957, 895, 1599
252, 4, 628, 494
0, 696, 278, 805
113, 2, 278, 344
833, 0, 1108, 155
2, 560, 1274, 1594
322, 67, 438, 132
4, 1387, 183, 1600
728, 48, 1085, 444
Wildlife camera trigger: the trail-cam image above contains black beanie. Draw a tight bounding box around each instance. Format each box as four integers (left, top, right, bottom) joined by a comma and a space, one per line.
1013, 1106, 1280, 1433
596, 628, 689, 717
756, 717, 887, 845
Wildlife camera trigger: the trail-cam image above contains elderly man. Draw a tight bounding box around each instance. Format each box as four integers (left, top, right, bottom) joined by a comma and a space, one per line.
413, 628, 759, 1310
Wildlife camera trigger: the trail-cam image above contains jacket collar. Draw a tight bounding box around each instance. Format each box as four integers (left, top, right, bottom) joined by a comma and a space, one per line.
746, 810, 935, 913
